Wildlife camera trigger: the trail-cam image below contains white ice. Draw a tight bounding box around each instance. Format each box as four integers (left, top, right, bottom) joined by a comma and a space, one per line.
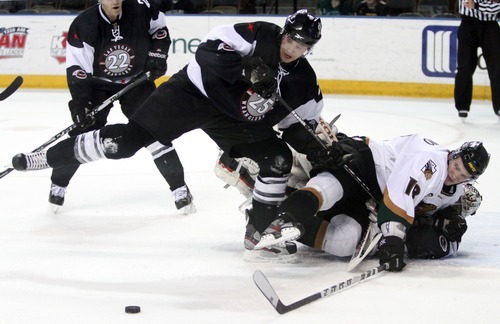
0, 90, 499, 324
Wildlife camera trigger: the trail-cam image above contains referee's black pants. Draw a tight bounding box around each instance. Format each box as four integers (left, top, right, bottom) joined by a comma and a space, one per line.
454, 17, 500, 113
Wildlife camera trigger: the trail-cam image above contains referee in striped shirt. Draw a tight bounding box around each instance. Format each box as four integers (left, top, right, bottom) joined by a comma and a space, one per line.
455, 0, 500, 118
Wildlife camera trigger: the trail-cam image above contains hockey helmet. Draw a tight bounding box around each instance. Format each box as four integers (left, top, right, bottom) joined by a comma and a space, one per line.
451, 141, 490, 179
282, 9, 322, 47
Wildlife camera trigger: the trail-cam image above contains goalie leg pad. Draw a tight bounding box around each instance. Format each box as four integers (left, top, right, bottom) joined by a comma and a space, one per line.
322, 214, 362, 257
214, 150, 258, 198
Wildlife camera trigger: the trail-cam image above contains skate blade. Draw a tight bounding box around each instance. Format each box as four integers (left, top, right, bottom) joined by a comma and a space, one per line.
181, 203, 196, 215
49, 203, 61, 214
243, 249, 299, 264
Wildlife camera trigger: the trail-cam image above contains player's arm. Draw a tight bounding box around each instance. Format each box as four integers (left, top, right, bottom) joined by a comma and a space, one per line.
377, 154, 445, 271
65, 19, 95, 128
146, 5, 171, 80
65, 19, 94, 100
195, 22, 268, 84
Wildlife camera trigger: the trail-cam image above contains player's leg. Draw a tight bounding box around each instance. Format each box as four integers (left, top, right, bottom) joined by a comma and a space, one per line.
146, 141, 196, 214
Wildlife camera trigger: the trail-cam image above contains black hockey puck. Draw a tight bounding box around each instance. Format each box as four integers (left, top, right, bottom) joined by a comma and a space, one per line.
125, 305, 141, 314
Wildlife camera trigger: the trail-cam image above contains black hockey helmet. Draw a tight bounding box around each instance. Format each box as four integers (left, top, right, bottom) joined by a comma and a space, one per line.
451, 141, 490, 179
281, 9, 322, 47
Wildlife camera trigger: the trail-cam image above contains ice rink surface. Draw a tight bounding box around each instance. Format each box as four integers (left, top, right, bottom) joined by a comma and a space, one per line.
0, 89, 499, 323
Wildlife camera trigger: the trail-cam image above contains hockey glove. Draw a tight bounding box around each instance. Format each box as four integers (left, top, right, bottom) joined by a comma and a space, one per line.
436, 213, 467, 242
145, 51, 168, 80
307, 142, 349, 169
69, 97, 94, 129
378, 236, 406, 272
244, 57, 277, 99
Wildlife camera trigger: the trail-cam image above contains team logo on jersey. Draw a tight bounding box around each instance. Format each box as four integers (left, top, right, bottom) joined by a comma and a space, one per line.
240, 89, 276, 122
421, 160, 437, 180
100, 44, 135, 77
153, 29, 168, 40
438, 235, 448, 252
111, 25, 123, 43
415, 201, 436, 216
217, 42, 235, 52
72, 69, 87, 80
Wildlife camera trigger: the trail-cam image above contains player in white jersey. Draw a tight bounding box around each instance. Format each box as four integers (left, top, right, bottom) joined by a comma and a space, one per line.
255, 134, 490, 271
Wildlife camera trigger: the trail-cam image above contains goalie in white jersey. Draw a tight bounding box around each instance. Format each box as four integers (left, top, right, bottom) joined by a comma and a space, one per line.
256, 134, 490, 271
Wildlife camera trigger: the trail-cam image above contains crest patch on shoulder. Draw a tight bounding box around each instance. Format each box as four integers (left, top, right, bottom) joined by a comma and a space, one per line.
421, 160, 437, 180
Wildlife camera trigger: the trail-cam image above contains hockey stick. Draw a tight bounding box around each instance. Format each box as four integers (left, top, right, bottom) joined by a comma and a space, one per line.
329, 114, 341, 127
275, 94, 376, 201
0, 72, 150, 180
253, 263, 389, 314
0, 76, 23, 101
347, 232, 382, 271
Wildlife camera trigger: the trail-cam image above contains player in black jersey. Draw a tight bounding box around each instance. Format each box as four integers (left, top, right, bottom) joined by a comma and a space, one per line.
13, 10, 342, 252
49, 0, 195, 214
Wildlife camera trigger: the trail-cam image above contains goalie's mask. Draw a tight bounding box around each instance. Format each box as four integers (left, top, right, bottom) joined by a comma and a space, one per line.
451, 141, 490, 180
281, 9, 322, 48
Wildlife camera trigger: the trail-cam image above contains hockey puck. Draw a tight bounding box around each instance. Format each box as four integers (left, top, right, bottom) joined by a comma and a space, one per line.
125, 305, 141, 314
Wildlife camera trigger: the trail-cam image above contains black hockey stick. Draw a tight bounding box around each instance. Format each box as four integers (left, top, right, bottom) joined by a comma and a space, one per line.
0, 76, 23, 101
253, 263, 389, 314
275, 94, 376, 201
0, 72, 150, 180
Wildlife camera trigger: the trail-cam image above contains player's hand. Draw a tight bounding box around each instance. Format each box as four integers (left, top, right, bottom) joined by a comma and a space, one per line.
378, 236, 406, 272
307, 142, 349, 168
245, 57, 277, 99
146, 51, 168, 80
69, 97, 94, 129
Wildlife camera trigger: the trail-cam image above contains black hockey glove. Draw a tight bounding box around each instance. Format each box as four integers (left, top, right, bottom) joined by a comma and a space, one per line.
69, 97, 94, 129
436, 213, 467, 242
145, 51, 168, 80
378, 236, 406, 272
244, 57, 277, 99
307, 142, 349, 169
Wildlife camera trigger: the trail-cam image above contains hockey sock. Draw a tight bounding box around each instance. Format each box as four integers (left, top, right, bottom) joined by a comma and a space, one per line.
147, 141, 186, 191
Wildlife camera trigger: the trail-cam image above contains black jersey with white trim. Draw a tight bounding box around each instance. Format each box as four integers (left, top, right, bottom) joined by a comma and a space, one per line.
186, 21, 323, 128
66, 1, 169, 99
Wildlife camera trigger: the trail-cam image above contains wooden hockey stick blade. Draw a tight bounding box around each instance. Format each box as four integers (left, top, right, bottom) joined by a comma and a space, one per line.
0, 76, 23, 101
347, 232, 382, 272
254, 263, 389, 314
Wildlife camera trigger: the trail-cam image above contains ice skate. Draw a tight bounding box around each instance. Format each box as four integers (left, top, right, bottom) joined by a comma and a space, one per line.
243, 220, 297, 262
48, 183, 67, 213
173, 185, 196, 215
12, 151, 50, 171
254, 213, 304, 250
